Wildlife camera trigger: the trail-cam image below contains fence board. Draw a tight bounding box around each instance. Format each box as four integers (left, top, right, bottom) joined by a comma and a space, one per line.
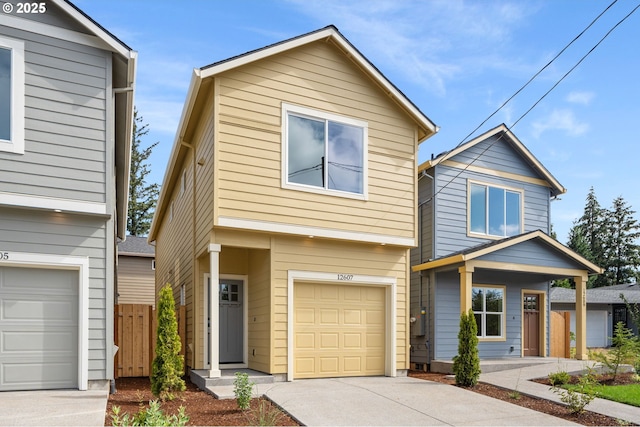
550, 310, 571, 358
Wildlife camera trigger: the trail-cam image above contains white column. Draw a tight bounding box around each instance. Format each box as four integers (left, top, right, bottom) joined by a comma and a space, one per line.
208, 243, 221, 378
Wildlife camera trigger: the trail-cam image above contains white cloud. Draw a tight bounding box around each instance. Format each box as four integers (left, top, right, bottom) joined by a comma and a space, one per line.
566, 91, 595, 105
531, 109, 589, 138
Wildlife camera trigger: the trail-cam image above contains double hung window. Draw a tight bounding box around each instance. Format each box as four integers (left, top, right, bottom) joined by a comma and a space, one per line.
283, 104, 367, 198
472, 286, 505, 339
469, 182, 522, 237
0, 36, 24, 154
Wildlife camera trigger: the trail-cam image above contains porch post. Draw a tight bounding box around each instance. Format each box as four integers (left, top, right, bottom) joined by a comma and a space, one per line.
458, 265, 474, 313
208, 244, 222, 378
574, 274, 588, 360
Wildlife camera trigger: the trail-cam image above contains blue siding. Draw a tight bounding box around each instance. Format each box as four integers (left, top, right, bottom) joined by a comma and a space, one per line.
479, 239, 585, 270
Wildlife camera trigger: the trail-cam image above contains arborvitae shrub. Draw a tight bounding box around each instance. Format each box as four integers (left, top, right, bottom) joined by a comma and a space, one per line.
452, 308, 481, 387
151, 284, 186, 400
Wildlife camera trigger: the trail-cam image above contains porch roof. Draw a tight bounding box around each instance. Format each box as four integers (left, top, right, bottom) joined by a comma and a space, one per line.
412, 230, 602, 276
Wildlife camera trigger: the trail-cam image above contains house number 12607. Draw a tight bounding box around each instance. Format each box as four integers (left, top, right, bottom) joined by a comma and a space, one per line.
337, 274, 353, 281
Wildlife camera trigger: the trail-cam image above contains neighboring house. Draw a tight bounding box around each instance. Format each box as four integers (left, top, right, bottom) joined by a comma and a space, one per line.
0, 1, 136, 391
551, 284, 640, 347
117, 236, 156, 307
148, 26, 437, 382
410, 124, 601, 371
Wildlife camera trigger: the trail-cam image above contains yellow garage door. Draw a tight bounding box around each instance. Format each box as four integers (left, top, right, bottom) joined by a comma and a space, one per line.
294, 282, 385, 379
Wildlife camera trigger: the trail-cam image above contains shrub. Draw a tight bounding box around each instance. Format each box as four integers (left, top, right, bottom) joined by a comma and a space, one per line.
548, 370, 571, 386
234, 372, 254, 411
591, 321, 638, 381
551, 368, 597, 414
247, 399, 282, 426
452, 308, 481, 387
110, 400, 189, 426
151, 284, 186, 401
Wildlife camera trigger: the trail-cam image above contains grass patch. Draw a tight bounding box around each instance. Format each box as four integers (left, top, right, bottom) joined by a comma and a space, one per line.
566, 383, 640, 407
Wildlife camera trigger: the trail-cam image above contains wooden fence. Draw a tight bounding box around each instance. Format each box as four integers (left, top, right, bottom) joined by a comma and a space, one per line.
114, 304, 186, 378
550, 310, 571, 358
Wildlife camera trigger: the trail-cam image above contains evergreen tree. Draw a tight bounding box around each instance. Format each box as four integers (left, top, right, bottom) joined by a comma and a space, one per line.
452, 309, 481, 387
127, 108, 160, 236
601, 196, 640, 285
578, 187, 606, 267
151, 284, 185, 401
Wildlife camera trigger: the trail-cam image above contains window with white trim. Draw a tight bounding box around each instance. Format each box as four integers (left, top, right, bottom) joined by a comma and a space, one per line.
283, 104, 367, 198
0, 36, 25, 154
469, 182, 522, 237
472, 286, 505, 338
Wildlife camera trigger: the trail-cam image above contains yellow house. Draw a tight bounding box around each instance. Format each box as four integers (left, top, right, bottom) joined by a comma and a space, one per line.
148, 26, 437, 382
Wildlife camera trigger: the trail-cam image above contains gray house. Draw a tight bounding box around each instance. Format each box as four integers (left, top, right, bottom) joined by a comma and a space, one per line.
0, 1, 136, 391
410, 124, 601, 372
551, 284, 640, 348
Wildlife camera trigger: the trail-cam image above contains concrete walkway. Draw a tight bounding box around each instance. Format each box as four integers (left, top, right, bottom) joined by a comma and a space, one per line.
481, 358, 640, 426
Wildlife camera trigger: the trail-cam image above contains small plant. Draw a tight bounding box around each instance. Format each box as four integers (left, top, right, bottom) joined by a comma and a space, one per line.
551, 367, 598, 414
591, 322, 638, 381
508, 390, 521, 400
110, 400, 189, 426
151, 284, 186, 401
234, 372, 255, 411
247, 399, 282, 426
548, 370, 571, 386
452, 309, 481, 387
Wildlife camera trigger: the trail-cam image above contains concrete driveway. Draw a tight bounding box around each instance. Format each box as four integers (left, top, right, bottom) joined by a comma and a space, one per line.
264, 376, 579, 426
0, 387, 108, 426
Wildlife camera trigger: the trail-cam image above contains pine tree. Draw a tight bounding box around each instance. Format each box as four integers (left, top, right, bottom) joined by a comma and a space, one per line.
452, 309, 481, 387
602, 196, 640, 285
151, 284, 185, 401
127, 108, 160, 236
579, 187, 606, 267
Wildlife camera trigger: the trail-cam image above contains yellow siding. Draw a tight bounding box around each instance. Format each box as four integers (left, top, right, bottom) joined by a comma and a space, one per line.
271, 235, 408, 374
215, 40, 417, 240
247, 249, 271, 372
117, 256, 155, 307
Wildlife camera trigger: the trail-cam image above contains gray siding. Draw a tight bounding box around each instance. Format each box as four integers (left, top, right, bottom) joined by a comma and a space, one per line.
0, 26, 108, 203
433, 269, 549, 360
433, 164, 551, 258
0, 207, 108, 380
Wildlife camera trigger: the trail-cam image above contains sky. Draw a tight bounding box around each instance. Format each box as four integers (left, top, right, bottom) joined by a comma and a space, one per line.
77, 0, 640, 244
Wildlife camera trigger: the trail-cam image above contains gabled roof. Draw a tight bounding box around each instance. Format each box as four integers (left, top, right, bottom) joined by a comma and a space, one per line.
550, 285, 640, 304
412, 229, 602, 274
149, 25, 437, 241
118, 236, 155, 257
418, 124, 565, 197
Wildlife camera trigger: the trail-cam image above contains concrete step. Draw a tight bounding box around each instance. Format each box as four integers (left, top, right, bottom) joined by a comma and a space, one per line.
190, 369, 275, 391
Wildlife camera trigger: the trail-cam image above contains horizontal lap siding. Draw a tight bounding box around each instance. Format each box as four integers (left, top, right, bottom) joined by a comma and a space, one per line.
117, 257, 156, 307
271, 237, 408, 374
216, 40, 416, 240
0, 208, 108, 378
0, 27, 107, 203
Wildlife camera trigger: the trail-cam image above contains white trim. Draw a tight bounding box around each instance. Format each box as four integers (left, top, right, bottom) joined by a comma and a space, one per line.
281, 103, 369, 200
218, 216, 415, 246
286, 270, 396, 381
0, 36, 24, 154
0, 191, 108, 215
0, 251, 90, 391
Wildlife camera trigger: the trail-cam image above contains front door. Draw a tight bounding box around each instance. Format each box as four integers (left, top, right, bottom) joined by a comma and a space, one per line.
523, 294, 540, 356
206, 276, 245, 367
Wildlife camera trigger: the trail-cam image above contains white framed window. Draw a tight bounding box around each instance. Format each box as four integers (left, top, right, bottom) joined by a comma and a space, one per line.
468, 181, 522, 238
282, 103, 367, 200
151, 259, 156, 270
0, 36, 25, 154
472, 285, 506, 340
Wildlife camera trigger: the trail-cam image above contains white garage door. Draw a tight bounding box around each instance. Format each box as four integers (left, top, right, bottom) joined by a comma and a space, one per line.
569, 310, 608, 348
0, 266, 78, 391
294, 282, 385, 379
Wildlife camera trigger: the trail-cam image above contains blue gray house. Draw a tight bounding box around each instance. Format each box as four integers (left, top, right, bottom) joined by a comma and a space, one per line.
0, 0, 136, 391
410, 124, 601, 372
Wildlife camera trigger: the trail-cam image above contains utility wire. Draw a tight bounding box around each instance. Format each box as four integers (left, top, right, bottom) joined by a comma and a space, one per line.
425, 1, 640, 205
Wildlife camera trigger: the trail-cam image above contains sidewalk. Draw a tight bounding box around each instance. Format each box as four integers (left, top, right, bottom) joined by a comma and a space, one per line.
480, 358, 640, 425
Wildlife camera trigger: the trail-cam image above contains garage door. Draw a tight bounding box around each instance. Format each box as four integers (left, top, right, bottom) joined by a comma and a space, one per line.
569, 310, 608, 348
0, 266, 78, 391
294, 282, 385, 379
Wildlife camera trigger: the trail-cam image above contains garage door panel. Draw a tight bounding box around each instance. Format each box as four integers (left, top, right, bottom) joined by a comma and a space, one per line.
294, 283, 385, 379
0, 266, 78, 391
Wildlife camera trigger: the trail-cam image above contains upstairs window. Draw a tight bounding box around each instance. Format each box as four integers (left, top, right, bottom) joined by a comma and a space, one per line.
0, 36, 25, 154
469, 182, 522, 237
283, 104, 367, 199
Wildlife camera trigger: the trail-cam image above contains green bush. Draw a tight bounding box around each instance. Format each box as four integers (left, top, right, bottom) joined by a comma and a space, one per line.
234, 372, 254, 411
552, 368, 598, 414
452, 308, 481, 387
591, 322, 638, 381
151, 284, 186, 401
548, 370, 571, 386
110, 400, 188, 426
